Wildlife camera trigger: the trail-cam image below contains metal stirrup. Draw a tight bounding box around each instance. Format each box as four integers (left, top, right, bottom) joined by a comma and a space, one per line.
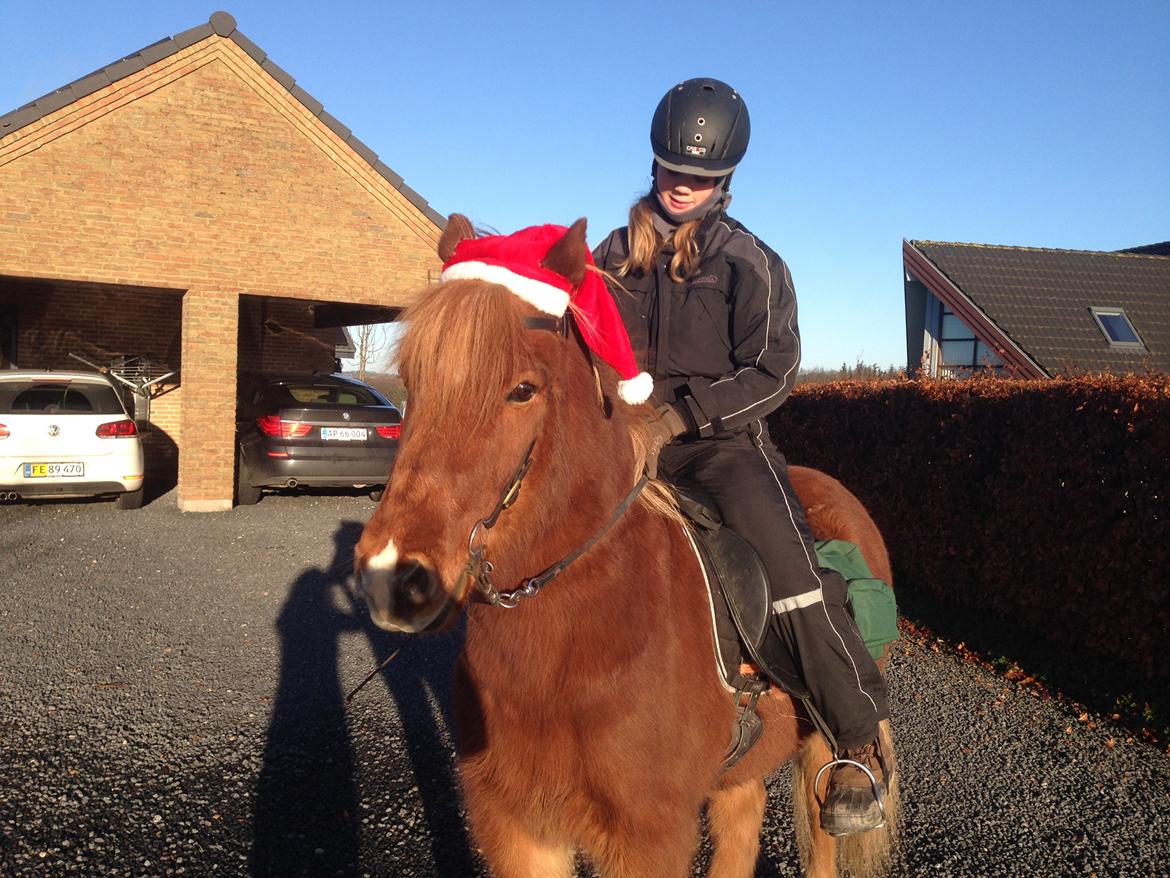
813, 757, 888, 825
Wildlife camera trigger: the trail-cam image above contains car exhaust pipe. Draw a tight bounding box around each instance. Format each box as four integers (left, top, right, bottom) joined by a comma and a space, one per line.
1, 491, 18, 501
286, 478, 298, 489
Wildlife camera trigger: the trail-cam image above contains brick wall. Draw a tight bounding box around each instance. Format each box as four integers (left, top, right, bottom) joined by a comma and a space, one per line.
0, 34, 442, 509
237, 295, 337, 375
0, 278, 183, 372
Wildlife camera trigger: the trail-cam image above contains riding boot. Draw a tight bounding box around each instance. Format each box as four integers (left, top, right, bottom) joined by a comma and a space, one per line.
820, 738, 887, 837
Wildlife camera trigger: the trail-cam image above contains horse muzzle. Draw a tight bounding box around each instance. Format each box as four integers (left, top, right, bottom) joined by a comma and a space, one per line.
358, 545, 460, 634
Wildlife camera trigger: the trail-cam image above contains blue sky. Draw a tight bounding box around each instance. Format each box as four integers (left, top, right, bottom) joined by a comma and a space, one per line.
3, 1, 1167, 369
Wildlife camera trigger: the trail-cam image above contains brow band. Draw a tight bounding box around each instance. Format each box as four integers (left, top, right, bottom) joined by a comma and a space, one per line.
523, 316, 564, 335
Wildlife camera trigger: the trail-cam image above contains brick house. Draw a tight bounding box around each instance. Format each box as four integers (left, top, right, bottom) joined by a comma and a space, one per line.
903, 239, 1170, 378
0, 12, 443, 510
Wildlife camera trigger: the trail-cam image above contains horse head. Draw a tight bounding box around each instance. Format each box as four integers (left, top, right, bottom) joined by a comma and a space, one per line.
355, 215, 648, 633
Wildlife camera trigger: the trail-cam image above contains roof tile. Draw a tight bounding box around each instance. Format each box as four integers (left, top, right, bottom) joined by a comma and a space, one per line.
230, 32, 267, 65
289, 85, 323, 116
172, 23, 214, 50
260, 58, 295, 91
318, 111, 351, 141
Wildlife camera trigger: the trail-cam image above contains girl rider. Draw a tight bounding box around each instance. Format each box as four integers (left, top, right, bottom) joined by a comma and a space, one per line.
593, 78, 891, 836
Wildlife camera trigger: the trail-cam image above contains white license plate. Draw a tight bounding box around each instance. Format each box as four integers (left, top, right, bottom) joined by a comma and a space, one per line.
320, 427, 368, 441
24, 462, 85, 478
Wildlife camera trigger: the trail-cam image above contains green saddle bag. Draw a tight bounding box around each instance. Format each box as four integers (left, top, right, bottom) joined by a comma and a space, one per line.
814, 539, 899, 660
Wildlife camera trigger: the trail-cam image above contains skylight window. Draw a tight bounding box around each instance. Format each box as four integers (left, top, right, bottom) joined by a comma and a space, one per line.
1089, 307, 1144, 349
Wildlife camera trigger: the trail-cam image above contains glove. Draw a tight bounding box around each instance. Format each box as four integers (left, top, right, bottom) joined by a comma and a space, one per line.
643, 404, 689, 480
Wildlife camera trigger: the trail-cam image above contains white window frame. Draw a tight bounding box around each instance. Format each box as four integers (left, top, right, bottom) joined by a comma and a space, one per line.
1089, 307, 1145, 350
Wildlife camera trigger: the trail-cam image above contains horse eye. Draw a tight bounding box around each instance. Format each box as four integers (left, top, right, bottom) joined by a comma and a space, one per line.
507, 382, 537, 403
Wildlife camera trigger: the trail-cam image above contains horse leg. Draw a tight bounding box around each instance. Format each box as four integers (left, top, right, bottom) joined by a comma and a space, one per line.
706, 778, 767, 878
590, 817, 701, 878
793, 732, 839, 878
465, 806, 574, 878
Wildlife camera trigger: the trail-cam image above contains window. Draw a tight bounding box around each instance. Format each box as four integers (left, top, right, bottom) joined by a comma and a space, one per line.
1089, 307, 1144, 349
277, 384, 382, 406
937, 306, 1004, 378
0, 380, 124, 414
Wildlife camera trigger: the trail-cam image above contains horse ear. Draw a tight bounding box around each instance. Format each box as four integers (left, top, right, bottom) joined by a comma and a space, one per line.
541, 218, 588, 287
438, 214, 476, 263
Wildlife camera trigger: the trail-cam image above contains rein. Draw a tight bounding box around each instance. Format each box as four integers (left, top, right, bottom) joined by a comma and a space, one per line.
463, 441, 648, 610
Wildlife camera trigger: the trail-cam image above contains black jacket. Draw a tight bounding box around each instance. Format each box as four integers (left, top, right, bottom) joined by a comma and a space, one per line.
593, 211, 800, 438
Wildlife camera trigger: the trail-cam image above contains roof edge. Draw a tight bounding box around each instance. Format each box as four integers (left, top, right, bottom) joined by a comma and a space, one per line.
910, 239, 1169, 261
0, 11, 446, 230
902, 239, 1049, 379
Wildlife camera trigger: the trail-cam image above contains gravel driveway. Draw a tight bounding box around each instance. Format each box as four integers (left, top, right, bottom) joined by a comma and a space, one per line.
2, 491, 1168, 877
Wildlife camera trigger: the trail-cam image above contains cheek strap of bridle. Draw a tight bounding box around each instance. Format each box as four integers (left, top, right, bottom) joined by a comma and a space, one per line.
466, 438, 648, 609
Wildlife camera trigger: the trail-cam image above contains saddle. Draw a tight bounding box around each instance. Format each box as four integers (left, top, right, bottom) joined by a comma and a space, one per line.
674, 487, 816, 770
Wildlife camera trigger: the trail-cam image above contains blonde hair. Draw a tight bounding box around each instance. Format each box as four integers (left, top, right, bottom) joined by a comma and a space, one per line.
615, 196, 703, 283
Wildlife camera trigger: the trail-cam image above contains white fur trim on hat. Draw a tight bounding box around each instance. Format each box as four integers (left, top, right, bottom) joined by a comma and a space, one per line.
617, 371, 653, 405
439, 262, 570, 316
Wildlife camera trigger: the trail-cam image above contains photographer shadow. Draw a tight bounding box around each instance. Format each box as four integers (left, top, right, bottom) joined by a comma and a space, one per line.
250, 522, 477, 877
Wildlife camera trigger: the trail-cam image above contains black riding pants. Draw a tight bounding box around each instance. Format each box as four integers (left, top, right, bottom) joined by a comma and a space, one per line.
660, 421, 888, 750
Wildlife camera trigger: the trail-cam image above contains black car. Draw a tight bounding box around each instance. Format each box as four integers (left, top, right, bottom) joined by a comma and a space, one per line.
235, 373, 401, 505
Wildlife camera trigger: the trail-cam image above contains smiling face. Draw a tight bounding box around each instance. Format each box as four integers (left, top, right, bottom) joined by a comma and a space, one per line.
654, 165, 722, 216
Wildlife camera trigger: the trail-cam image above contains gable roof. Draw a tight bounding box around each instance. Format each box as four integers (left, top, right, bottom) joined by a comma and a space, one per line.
0, 11, 444, 228
905, 240, 1170, 376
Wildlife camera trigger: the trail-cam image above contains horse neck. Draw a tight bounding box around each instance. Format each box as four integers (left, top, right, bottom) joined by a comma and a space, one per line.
461, 390, 685, 696
463, 502, 683, 697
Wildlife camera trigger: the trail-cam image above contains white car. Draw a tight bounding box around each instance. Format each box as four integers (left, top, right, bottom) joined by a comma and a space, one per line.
0, 370, 145, 509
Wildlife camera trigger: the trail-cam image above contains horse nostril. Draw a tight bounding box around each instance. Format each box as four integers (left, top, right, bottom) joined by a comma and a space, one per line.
362, 550, 446, 633
398, 558, 433, 609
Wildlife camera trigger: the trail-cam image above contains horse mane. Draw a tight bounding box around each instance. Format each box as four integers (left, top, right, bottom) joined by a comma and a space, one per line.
398, 276, 684, 526
398, 279, 529, 434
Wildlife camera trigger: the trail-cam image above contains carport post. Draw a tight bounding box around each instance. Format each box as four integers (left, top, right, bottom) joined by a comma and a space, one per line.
177, 289, 239, 512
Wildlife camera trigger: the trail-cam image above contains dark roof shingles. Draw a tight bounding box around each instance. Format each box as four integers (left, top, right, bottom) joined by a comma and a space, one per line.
913, 242, 1170, 375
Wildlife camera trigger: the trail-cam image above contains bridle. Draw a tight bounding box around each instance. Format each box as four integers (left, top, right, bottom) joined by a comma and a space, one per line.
462, 437, 648, 609
460, 313, 648, 609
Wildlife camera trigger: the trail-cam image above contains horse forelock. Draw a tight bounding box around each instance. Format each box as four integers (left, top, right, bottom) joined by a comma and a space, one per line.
397, 276, 683, 527
398, 279, 531, 433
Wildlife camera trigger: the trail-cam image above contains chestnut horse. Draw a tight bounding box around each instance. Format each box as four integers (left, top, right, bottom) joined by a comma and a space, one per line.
356, 216, 899, 878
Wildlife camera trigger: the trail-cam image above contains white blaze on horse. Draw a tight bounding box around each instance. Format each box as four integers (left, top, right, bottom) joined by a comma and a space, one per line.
355, 215, 899, 878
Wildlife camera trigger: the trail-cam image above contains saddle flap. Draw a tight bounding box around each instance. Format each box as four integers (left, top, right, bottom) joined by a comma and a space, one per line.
689, 517, 810, 699
697, 526, 770, 648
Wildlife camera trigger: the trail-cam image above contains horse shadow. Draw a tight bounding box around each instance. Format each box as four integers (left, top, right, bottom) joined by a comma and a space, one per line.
249, 521, 478, 877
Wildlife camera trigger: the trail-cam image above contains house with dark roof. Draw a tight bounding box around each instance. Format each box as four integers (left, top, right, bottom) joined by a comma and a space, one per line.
903, 239, 1170, 378
0, 11, 444, 510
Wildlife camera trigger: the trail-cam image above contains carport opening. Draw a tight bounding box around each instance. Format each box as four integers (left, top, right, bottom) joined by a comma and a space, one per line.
236, 294, 403, 410
0, 275, 183, 494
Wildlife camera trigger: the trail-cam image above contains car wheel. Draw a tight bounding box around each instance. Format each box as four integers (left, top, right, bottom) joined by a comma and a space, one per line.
369, 488, 384, 501
115, 487, 145, 510
235, 450, 262, 506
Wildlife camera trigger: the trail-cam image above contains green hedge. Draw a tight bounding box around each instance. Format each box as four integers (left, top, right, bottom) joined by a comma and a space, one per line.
769, 375, 1170, 680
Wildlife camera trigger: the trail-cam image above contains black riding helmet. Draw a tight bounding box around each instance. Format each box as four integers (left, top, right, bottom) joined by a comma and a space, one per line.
650, 78, 750, 177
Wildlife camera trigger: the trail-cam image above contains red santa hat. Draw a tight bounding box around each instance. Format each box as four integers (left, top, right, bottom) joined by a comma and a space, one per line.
439, 224, 653, 405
